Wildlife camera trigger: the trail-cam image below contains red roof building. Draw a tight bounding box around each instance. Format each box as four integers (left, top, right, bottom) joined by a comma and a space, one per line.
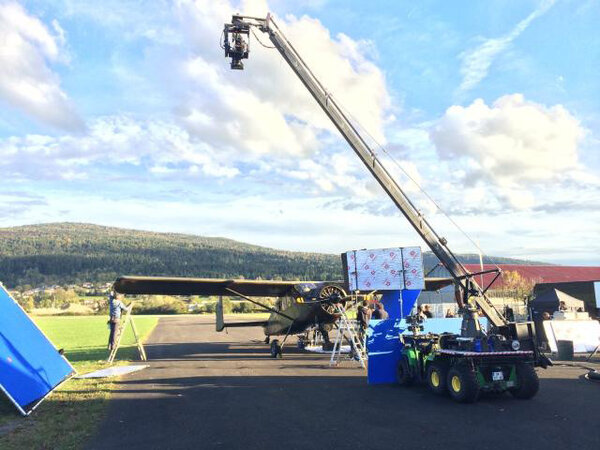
463, 264, 600, 290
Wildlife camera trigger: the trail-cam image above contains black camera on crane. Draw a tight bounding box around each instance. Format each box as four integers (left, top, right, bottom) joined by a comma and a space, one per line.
223, 18, 250, 70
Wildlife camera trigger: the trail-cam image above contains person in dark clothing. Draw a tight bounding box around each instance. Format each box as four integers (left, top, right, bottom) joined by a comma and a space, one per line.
357, 300, 372, 343
372, 302, 389, 320
423, 304, 433, 318
108, 292, 128, 351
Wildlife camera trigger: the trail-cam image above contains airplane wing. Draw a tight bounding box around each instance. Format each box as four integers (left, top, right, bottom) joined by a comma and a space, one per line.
113, 275, 455, 297
113, 276, 303, 297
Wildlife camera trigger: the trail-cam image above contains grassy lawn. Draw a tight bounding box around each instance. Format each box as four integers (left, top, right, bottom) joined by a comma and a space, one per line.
0, 315, 159, 449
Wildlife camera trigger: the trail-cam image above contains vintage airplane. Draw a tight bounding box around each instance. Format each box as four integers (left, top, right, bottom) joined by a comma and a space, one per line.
112, 275, 454, 357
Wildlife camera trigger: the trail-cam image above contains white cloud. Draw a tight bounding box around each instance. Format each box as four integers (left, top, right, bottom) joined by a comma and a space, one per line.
430, 94, 586, 209
0, 116, 239, 180
0, 2, 82, 130
457, 0, 555, 94
3, 0, 391, 195
173, 0, 391, 158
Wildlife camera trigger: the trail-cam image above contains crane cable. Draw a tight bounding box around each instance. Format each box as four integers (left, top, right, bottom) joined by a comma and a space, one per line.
247, 22, 500, 272
334, 98, 501, 272
251, 28, 276, 49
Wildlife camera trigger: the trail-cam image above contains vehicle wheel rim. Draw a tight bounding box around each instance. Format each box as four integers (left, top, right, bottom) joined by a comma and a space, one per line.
431, 371, 440, 387
451, 375, 461, 392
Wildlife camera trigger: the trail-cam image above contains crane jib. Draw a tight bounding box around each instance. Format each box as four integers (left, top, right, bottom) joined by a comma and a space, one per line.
224, 15, 507, 328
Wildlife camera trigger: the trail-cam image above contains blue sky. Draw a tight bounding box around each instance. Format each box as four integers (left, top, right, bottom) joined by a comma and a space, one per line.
0, 0, 598, 265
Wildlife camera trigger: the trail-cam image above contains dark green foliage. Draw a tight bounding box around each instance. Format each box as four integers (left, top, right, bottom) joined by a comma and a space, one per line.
221, 297, 233, 314
131, 296, 188, 315
17, 296, 34, 312
232, 302, 254, 313
0, 222, 542, 289
0, 223, 343, 288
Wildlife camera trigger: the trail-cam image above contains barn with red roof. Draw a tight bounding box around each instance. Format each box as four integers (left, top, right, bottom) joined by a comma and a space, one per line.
422, 263, 600, 318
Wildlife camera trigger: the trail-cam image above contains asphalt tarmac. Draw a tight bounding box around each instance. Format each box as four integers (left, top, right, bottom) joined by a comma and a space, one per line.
89, 316, 600, 450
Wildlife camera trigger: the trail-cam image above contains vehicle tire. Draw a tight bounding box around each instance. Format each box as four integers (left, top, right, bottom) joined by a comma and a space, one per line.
426, 361, 449, 395
270, 340, 282, 358
509, 363, 539, 399
396, 356, 413, 386
446, 364, 480, 403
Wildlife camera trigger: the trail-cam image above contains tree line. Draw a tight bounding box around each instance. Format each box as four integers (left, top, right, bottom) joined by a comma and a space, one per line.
0, 222, 540, 289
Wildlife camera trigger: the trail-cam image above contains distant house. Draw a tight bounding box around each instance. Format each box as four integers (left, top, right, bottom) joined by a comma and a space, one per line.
463, 264, 600, 291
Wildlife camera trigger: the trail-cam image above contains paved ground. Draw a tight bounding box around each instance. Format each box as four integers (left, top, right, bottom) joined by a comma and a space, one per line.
89, 316, 600, 450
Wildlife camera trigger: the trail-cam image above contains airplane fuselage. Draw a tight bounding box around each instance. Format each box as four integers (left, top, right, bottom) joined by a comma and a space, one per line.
264, 301, 336, 336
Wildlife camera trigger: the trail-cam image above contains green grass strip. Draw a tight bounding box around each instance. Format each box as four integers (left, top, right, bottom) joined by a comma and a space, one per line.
0, 315, 159, 449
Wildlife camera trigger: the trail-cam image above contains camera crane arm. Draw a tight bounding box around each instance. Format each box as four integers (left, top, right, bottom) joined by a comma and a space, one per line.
223, 13, 507, 328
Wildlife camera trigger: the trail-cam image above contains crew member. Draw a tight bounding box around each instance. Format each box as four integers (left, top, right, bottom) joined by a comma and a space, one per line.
559, 301, 567, 311
357, 300, 372, 343
423, 304, 433, 318
372, 302, 389, 320
108, 291, 128, 351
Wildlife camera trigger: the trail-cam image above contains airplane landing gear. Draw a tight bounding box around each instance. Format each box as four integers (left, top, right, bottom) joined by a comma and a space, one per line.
264, 336, 270, 344
270, 339, 282, 358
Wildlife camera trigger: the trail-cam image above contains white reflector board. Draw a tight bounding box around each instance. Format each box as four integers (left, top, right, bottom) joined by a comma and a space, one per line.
76, 365, 149, 379
401, 247, 425, 290
543, 320, 600, 353
345, 246, 424, 291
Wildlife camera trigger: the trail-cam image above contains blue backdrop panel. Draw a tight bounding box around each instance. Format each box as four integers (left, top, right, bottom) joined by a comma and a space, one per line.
366, 289, 421, 384
0, 284, 74, 414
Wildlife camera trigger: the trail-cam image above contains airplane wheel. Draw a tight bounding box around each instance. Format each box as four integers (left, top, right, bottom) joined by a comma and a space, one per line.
270, 340, 282, 358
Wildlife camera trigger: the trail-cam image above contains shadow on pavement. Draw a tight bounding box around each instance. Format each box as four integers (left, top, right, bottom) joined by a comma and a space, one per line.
88, 374, 599, 450
143, 341, 322, 362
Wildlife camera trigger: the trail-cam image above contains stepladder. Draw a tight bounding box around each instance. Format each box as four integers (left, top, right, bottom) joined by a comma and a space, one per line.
329, 303, 367, 369
107, 305, 147, 364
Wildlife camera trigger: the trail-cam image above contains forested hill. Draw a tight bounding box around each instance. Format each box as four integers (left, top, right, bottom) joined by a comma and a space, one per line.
0, 223, 543, 288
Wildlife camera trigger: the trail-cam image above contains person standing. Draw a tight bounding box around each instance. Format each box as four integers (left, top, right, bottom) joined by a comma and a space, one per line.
357, 300, 372, 343
423, 304, 433, 318
108, 292, 128, 351
372, 302, 389, 320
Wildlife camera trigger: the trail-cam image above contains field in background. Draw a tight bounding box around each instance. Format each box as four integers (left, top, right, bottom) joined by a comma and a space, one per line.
0, 315, 158, 449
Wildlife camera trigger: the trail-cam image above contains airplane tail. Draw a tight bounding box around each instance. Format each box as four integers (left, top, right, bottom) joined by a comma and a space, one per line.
215, 297, 268, 332
216, 297, 225, 332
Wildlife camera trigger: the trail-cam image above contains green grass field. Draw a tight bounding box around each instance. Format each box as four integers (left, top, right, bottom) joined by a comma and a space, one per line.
0, 315, 159, 449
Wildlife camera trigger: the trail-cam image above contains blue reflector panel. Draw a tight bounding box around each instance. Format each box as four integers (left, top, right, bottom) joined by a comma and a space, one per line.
0, 284, 75, 414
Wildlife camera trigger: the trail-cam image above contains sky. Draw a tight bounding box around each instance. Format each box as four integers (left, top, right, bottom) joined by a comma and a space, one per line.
0, 0, 599, 265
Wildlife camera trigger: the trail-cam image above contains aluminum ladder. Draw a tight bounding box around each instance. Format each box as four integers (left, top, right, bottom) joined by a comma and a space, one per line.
329, 303, 367, 369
